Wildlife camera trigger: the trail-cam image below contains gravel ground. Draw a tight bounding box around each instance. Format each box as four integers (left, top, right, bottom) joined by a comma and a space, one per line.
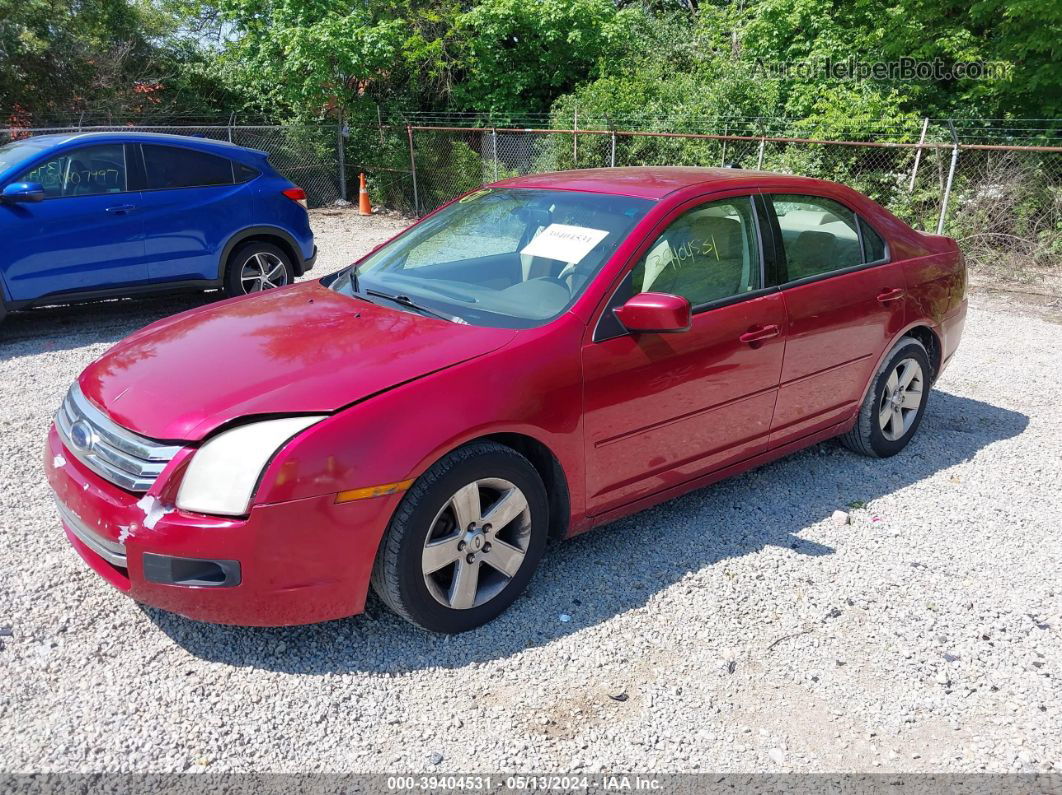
1, 209, 1060, 774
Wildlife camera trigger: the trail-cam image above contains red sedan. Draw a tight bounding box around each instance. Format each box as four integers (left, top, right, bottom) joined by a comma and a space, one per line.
45, 167, 967, 632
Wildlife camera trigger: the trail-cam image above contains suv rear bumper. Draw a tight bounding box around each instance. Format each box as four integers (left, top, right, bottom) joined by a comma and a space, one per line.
301, 245, 318, 274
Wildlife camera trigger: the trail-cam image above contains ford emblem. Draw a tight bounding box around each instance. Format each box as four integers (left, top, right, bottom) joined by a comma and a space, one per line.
69, 420, 96, 453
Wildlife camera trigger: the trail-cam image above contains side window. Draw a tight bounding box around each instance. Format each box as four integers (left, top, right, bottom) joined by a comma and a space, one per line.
630, 197, 761, 307
772, 195, 862, 280
860, 217, 887, 263
234, 162, 260, 183
17, 144, 127, 199
142, 145, 234, 190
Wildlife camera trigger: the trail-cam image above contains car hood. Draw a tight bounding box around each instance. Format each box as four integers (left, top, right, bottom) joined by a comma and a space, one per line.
78, 281, 517, 441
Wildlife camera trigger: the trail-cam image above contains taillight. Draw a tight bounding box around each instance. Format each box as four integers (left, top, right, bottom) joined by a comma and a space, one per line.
282, 187, 308, 209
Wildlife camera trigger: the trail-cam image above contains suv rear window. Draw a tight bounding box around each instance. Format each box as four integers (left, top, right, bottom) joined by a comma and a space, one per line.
234, 162, 260, 183
142, 144, 234, 190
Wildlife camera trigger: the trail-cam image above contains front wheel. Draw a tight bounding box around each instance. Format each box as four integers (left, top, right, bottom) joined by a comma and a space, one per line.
841, 337, 932, 457
370, 441, 549, 633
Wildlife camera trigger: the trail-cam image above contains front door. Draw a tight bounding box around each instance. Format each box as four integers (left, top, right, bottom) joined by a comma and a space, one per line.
582, 194, 787, 515
0, 143, 145, 301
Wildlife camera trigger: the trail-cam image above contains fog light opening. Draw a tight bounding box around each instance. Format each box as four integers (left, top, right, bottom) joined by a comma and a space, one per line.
142, 553, 241, 588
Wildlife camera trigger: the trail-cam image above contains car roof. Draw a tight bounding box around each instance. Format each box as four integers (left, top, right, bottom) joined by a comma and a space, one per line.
8, 131, 268, 157
492, 166, 834, 200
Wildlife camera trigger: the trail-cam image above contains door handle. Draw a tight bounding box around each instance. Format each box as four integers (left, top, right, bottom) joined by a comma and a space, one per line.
876, 287, 905, 303
105, 204, 137, 215
739, 324, 781, 344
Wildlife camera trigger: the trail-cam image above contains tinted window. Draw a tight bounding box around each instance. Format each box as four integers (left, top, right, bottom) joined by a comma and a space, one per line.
234, 162, 259, 183
860, 217, 887, 262
630, 197, 761, 306
16, 144, 127, 198
772, 195, 861, 280
143, 145, 233, 189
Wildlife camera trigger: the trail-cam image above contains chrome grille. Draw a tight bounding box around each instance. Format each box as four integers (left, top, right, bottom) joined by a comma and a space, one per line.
55, 498, 127, 567
55, 384, 181, 492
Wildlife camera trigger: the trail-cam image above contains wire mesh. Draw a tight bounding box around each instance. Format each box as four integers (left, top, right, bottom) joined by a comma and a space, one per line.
3, 119, 1059, 271
400, 126, 1061, 271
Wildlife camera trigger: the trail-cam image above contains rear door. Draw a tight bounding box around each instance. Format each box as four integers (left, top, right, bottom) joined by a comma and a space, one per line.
1, 143, 145, 301
764, 193, 907, 448
135, 143, 252, 282
582, 193, 787, 515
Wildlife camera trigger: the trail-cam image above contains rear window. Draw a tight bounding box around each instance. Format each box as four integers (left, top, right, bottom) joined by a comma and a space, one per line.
771, 194, 862, 280
234, 162, 260, 183
142, 144, 234, 190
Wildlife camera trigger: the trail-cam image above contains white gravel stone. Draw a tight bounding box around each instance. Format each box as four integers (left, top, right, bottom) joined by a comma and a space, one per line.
0, 210, 1059, 773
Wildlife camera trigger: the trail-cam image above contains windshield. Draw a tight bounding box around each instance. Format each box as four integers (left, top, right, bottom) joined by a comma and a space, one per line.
330, 188, 653, 328
0, 140, 48, 173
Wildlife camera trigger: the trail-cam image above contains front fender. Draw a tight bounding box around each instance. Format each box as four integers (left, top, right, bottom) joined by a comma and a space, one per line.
252, 314, 587, 522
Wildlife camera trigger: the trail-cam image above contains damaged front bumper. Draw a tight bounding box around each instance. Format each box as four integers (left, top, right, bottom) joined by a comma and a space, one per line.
44, 425, 395, 626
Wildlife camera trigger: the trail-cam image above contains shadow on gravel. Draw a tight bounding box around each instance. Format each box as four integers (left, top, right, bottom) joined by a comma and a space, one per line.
147, 390, 1028, 673
0, 293, 217, 359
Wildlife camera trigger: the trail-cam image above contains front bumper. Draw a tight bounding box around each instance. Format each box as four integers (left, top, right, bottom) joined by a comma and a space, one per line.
45, 426, 396, 626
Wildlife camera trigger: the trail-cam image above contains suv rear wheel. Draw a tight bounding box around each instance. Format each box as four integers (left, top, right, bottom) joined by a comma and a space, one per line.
224, 241, 294, 297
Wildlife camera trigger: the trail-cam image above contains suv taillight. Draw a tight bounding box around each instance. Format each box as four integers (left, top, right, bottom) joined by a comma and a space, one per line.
282, 187, 308, 209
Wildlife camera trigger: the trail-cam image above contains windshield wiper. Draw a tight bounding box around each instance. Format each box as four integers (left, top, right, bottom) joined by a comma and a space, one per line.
346, 264, 361, 294
365, 289, 459, 323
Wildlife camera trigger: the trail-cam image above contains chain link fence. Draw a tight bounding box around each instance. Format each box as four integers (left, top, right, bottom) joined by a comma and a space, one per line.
353, 124, 1060, 272
1, 124, 343, 208
4, 119, 1059, 272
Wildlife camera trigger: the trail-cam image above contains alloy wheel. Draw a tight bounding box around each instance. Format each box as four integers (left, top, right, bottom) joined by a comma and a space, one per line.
879, 357, 924, 441
421, 478, 532, 610
240, 252, 289, 293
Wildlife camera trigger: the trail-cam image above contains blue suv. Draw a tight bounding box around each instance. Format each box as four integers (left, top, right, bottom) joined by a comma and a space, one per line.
0, 132, 316, 320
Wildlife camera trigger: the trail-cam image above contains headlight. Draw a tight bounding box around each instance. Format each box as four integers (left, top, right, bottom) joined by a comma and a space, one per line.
176, 416, 326, 517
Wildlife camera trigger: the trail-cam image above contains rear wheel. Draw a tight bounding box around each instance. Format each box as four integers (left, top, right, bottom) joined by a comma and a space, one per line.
841, 337, 931, 457
370, 441, 548, 633
223, 241, 294, 297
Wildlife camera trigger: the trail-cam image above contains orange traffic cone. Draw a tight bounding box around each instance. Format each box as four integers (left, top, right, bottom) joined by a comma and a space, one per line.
358, 172, 372, 216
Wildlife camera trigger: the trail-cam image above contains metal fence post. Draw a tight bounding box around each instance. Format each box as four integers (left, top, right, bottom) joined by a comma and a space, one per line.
407, 125, 420, 217
610, 131, 616, 168
227, 112, 234, 143
757, 137, 766, 170
573, 106, 578, 166
909, 117, 929, 192
721, 122, 728, 167
492, 128, 499, 181
937, 121, 960, 235
337, 114, 347, 201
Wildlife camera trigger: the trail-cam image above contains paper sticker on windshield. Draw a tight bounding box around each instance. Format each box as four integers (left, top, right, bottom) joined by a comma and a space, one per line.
520, 224, 609, 263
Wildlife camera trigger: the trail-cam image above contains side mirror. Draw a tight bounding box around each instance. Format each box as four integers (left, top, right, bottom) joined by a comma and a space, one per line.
1, 182, 45, 203
614, 292, 692, 334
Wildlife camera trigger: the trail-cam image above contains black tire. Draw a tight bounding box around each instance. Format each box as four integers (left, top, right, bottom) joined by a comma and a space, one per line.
370, 441, 549, 633
223, 241, 295, 298
841, 337, 932, 458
